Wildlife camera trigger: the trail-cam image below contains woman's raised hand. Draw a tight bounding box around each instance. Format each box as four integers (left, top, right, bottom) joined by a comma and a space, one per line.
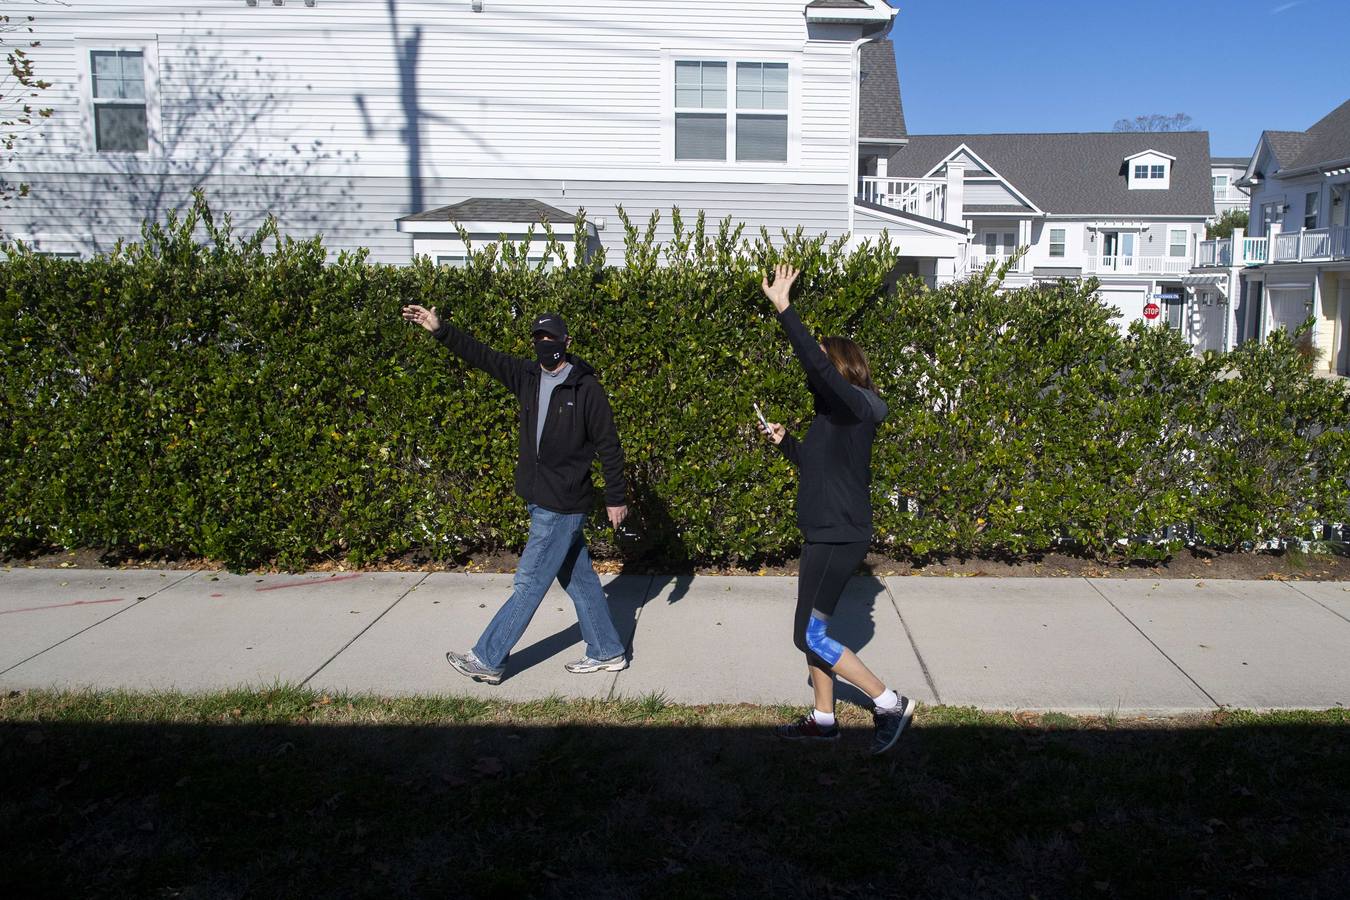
760, 263, 800, 313
759, 421, 786, 445
401, 304, 441, 333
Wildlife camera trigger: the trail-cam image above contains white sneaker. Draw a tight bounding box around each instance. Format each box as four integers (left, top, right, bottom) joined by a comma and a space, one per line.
564, 654, 628, 674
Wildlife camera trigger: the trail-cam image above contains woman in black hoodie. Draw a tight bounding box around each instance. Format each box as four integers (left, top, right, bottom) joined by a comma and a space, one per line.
759, 263, 914, 755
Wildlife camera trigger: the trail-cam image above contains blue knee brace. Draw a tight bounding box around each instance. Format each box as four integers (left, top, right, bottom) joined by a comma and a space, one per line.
804, 614, 844, 666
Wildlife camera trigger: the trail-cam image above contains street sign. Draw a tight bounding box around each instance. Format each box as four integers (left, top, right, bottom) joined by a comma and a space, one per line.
1143, 302, 1161, 320
1154, 292, 1180, 300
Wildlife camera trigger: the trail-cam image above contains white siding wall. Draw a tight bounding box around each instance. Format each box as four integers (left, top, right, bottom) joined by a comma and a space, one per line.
2, 0, 868, 259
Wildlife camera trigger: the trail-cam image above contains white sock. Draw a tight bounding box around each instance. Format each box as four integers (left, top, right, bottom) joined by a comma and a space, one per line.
811, 709, 836, 727
871, 689, 898, 711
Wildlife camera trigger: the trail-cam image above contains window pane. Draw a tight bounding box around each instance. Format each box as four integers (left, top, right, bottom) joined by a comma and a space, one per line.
763, 63, 788, 91
737, 63, 764, 109
736, 114, 786, 161
675, 87, 702, 108
91, 50, 145, 100
95, 104, 148, 151
675, 61, 701, 85
702, 62, 726, 88
675, 112, 727, 160
702, 87, 726, 109
1151, 165, 1164, 178
1049, 228, 1065, 257
1134, 165, 1147, 178
1121, 233, 1135, 256
763, 88, 787, 110
984, 234, 996, 254
1169, 230, 1187, 257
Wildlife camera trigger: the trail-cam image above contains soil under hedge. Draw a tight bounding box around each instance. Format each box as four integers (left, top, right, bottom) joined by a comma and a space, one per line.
6, 544, 1349, 580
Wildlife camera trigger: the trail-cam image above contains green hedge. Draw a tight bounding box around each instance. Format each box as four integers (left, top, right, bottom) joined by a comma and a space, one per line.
2, 194, 1348, 569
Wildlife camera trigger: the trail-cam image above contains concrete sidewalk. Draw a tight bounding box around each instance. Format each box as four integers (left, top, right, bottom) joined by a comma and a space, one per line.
2, 567, 1348, 713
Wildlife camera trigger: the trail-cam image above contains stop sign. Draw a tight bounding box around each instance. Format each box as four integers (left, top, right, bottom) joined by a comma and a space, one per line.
1143, 301, 1161, 320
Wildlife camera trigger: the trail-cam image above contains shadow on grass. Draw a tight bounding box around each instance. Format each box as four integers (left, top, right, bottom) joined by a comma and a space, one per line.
4, 707, 1349, 899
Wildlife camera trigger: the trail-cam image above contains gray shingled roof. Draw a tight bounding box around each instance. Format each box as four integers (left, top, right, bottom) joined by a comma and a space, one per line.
888, 131, 1215, 216
1210, 156, 1250, 166
398, 198, 573, 224
806, 0, 871, 7
965, 204, 1031, 213
1264, 131, 1315, 170
1277, 98, 1350, 172
858, 39, 904, 141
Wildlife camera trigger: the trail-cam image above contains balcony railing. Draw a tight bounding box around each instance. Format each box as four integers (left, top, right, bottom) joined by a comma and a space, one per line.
963, 252, 1025, 273
1084, 255, 1191, 275
857, 177, 947, 221
1195, 236, 1268, 267
1268, 225, 1350, 262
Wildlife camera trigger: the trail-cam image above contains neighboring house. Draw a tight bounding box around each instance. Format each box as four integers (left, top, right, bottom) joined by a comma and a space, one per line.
1, 0, 966, 279
887, 132, 1214, 330
1210, 156, 1251, 217
1192, 99, 1350, 376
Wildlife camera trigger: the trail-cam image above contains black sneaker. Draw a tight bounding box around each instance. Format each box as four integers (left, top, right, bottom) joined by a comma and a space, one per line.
776, 714, 840, 743
870, 696, 914, 755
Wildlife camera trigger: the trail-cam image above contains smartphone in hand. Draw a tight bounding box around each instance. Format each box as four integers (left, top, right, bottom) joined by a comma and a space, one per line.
753, 402, 769, 431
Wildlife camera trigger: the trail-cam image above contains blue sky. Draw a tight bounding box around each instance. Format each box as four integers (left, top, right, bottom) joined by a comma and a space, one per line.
888, 0, 1348, 156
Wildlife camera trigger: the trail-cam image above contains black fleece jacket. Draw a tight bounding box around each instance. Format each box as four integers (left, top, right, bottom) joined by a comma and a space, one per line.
431, 320, 627, 514
775, 306, 889, 543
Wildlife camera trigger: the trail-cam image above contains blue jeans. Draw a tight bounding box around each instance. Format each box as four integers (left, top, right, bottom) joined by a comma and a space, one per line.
473, 504, 626, 670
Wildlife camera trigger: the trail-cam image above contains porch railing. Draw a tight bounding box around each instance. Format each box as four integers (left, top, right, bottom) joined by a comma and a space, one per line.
1194, 236, 1268, 267
857, 177, 947, 221
1269, 226, 1349, 263
1084, 256, 1191, 275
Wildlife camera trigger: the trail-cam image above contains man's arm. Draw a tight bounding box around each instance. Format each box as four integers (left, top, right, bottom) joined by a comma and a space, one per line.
431, 320, 529, 394
584, 382, 628, 508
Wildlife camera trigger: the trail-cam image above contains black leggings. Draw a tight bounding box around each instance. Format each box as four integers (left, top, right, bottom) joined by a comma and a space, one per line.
792, 540, 869, 669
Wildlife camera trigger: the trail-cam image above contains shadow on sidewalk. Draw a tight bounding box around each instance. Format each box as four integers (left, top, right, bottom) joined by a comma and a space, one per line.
3, 712, 1347, 898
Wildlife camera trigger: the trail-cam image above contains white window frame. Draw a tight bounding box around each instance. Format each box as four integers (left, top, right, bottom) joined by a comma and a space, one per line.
1049, 227, 1066, 258
1168, 228, 1188, 258
76, 36, 161, 157
663, 51, 798, 168
1304, 190, 1319, 230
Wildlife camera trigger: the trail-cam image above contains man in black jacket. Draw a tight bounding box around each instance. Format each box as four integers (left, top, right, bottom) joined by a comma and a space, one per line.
402, 303, 629, 684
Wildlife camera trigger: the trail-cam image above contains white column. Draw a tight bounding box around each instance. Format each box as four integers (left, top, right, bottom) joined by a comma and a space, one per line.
1017, 219, 1031, 272
944, 160, 966, 227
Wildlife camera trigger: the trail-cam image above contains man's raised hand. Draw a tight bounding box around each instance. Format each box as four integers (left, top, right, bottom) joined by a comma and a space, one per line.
760, 263, 800, 314
401, 304, 441, 333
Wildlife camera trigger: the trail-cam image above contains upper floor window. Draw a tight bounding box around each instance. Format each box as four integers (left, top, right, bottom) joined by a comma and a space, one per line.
91, 50, 148, 152
1048, 228, 1065, 257
1168, 229, 1187, 258
1126, 151, 1173, 189
674, 59, 787, 163
1304, 191, 1319, 230
1212, 174, 1229, 191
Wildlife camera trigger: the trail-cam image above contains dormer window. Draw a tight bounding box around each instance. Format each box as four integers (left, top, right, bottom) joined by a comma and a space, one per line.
1125, 150, 1174, 190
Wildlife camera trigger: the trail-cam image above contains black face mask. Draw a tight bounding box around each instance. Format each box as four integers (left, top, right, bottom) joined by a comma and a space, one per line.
534, 338, 566, 369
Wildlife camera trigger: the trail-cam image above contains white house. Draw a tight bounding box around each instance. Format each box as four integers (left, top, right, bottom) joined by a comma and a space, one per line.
1210, 156, 1250, 217
886, 131, 1215, 330
1, 0, 967, 279
1191, 99, 1350, 376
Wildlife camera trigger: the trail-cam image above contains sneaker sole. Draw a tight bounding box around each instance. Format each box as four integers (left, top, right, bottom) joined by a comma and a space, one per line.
871, 699, 914, 755
445, 653, 503, 685
564, 661, 628, 674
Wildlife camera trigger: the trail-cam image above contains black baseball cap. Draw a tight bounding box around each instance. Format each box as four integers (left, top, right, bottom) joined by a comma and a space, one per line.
531, 312, 568, 340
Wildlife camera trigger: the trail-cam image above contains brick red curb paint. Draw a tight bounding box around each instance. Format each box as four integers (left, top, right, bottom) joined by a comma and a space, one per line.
254, 573, 364, 592
0, 598, 127, 615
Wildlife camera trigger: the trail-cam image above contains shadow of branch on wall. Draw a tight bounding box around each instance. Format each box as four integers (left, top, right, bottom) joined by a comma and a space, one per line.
15, 39, 361, 256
